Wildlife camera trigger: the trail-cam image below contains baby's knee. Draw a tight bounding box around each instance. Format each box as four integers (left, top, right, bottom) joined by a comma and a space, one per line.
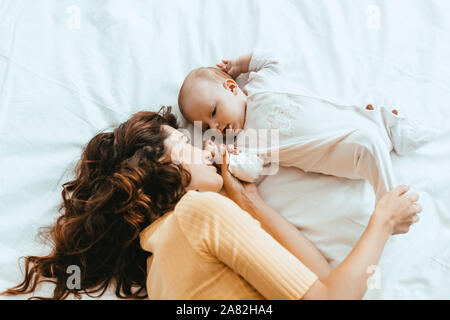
349, 128, 386, 154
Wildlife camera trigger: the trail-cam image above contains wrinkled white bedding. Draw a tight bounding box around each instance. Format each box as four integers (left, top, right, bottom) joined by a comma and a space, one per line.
0, 0, 449, 299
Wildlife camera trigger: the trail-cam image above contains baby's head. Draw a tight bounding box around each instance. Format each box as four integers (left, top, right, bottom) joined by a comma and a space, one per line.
178, 67, 247, 134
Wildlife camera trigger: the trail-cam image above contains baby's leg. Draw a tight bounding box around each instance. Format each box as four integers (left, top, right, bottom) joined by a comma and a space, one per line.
305, 127, 397, 201
364, 104, 438, 155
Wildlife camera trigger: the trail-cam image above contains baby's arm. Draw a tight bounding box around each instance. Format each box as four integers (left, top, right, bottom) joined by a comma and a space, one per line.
234, 53, 253, 74
217, 49, 282, 78
216, 53, 252, 79
217, 49, 283, 95
247, 49, 282, 76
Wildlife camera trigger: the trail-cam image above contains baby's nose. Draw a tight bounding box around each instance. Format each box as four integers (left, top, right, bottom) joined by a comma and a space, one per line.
207, 120, 219, 131
218, 123, 226, 132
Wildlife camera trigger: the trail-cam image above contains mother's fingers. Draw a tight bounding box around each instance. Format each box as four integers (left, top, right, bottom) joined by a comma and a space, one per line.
218, 144, 230, 167
409, 203, 423, 215
392, 184, 410, 196
400, 215, 419, 231
219, 146, 233, 182
403, 191, 419, 203
394, 223, 412, 235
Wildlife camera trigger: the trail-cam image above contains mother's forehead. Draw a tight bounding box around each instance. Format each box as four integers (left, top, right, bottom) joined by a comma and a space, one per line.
163, 125, 181, 136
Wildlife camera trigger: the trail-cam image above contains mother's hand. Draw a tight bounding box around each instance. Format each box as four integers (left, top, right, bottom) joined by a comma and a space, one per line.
371, 185, 422, 235
217, 144, 260, 211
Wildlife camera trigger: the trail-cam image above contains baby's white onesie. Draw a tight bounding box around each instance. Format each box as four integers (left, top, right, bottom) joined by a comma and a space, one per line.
234, 48, 436, 201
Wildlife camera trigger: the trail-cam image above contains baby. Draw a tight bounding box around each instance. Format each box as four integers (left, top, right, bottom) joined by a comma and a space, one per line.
178, 49, 437, 200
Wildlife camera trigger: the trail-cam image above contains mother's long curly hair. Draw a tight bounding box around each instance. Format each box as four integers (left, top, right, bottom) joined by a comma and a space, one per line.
0, 106, 191, 299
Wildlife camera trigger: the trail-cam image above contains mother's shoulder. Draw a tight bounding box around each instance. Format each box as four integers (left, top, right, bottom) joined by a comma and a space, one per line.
175, 190, 248, 220
179, 190, 231, 204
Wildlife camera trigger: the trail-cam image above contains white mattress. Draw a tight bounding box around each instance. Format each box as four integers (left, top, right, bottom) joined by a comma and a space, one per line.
1, 0, 449, 299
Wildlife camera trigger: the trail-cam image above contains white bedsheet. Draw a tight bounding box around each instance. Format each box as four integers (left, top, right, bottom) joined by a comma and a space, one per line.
0, 0, 449, 299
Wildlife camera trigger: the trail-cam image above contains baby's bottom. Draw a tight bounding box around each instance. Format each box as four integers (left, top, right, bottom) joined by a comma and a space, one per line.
279, 126, 397, 202
313, 128, 396, 201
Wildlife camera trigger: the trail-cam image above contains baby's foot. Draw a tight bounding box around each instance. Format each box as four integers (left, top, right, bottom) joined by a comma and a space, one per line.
229, 151, 264, 182
380, 107, 438, 155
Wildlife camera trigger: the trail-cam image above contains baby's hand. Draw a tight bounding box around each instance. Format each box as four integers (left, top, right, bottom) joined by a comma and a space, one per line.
226, 143, 240, 155
203, 140, 219, 158
204, 140, 239, 156
216, 59, 242, 79
203, 140, 239, 166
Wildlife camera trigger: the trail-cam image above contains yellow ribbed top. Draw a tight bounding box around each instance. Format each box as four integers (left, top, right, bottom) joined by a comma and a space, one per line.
139, 190, 318, 300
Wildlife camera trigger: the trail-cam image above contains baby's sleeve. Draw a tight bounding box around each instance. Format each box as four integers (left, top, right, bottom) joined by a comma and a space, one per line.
175, 191, 318, 300
244, 48, 284, 96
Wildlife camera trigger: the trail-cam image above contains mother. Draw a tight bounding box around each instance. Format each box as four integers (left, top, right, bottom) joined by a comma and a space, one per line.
1, 107, 421, 300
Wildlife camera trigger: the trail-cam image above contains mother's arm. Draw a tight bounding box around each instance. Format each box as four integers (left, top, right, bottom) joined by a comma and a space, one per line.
303, 185, 420, 300
218, 145, 422, 299
240, 191, 333, 280
218, 146, 332, 279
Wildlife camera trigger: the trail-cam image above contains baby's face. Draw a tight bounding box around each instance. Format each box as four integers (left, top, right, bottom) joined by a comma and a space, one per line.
181, 79, 247, 134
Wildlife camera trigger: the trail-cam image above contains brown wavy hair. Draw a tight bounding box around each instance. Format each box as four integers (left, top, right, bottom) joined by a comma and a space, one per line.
0, 106, 191, 299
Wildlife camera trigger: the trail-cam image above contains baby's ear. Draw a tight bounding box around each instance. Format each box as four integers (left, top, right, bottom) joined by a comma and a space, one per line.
222, 79, 238, 92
